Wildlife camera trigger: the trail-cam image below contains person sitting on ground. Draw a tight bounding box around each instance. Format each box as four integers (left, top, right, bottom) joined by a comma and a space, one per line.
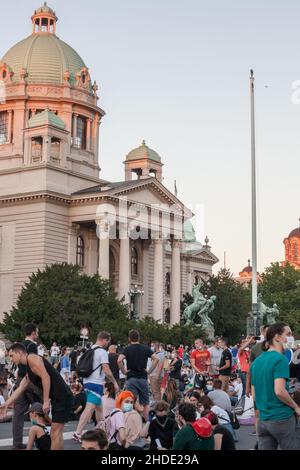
202, 410, 236, 450
102, 382, 117, 419
148, 400, 177, 450
187, 391, 202, 418
70, 382, 86, 421
198, 395, 236, 441
107, 391, 150, 449
162, 378, 181, 413
207, 379, 232, 413
26, 402, 52, 451
172, 402, 215, 450
81, 429, 108, 451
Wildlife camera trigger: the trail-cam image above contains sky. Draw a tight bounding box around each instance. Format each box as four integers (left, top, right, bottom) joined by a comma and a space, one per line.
1, 0, 299, 275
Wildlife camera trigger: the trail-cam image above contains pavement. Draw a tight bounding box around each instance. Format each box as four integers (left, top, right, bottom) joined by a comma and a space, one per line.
0, 420, 257, 450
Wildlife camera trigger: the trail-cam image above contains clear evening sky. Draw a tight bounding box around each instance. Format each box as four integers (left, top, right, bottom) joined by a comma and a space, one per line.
1, 0, 299, 275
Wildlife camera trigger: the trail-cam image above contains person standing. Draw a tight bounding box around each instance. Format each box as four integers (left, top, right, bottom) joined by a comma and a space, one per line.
208, 339, 222, 378
0, 340, 6, 375
108, 345, 121, 386
73, 331, 119, 442
216, 338, 232, 392
69, 346, 79, 384
169, 350, 182, 391
190, 339, 211, 391
149, 342, 165, 403
0, 343, 73, 450
12, 323, 40, 450
238, 336, 254, 396
60, 347, 71, 385
118, 330, 159, 421
49, 342, 60, 367
251, 322, 300, 450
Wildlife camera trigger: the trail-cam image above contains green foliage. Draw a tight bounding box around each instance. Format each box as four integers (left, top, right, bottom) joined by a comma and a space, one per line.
0, 263, 207, 347
0, 263, 128, 346
259, 263, 300, 336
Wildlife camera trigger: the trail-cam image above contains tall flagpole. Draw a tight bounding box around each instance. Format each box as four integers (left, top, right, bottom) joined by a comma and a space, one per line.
250, 69, 258, 318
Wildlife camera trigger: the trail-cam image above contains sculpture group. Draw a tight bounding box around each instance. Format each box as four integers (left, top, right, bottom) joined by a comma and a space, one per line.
257, 293, 280, 325
183, 281, 216, 328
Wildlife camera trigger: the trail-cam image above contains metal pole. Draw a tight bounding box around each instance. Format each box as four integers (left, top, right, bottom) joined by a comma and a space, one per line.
250, 70, 258, 317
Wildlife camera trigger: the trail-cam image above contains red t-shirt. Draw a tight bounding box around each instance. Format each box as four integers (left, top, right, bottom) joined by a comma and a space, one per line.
190, 349, 211, 373
177, 347, 184, 359
238, 350, 250, 373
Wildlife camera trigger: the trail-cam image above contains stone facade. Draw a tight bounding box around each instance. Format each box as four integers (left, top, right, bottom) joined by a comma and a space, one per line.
282, 223, 300, 270
0, 4, 219, 324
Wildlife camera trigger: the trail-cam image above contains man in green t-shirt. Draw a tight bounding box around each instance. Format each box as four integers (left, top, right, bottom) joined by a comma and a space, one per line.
172, 403, 215, 451
251, 322, 300, 450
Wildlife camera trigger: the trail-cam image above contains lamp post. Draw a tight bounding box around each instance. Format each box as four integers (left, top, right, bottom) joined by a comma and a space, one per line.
128, 285, 145, 320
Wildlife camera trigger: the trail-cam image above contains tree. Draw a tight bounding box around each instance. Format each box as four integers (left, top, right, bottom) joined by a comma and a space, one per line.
259, 263, 300, 336
0, 263, 128, 346
0, 263, 207, 347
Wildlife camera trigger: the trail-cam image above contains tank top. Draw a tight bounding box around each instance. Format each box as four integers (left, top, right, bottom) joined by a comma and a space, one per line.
27, 355, 72, 401
34, 424, 51, 451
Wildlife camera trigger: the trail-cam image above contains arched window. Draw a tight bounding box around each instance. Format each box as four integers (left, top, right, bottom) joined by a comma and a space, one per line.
76, 236, 85, 267
75, 116, 87, 149
165, 272, 171, 295
0, 111, 9, 144
131, 247, 138, 276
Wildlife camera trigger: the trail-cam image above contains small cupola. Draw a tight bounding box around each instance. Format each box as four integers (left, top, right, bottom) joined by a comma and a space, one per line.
31, 2, 58, 34
124, 140, 163, 182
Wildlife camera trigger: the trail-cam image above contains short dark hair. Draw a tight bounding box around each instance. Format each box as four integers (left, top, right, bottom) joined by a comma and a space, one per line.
178, 403, 197, 423
25, 323, 38, 336
81, 429, 108, 449
8, 343, 27, 354
198, 395, 214, 410
129, 330, 140, 342
97, 331, 111, 341
213, 379, 222, 389
190, 391, 201, 402
220, 337, 229, 346
264, 322, 288, 350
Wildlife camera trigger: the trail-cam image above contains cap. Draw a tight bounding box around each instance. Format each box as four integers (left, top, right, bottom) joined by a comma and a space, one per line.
25, 402, 44, 415
192, 418, 213, 438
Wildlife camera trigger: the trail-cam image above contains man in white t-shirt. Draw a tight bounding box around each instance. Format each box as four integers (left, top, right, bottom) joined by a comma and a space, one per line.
50, 342, 60, 365
73, 331, 119, 443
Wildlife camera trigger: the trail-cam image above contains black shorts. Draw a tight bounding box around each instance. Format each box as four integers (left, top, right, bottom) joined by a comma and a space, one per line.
51, 394, 73, 424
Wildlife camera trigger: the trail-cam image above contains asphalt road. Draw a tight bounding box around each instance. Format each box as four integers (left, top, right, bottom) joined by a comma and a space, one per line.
0, 420, 257, 451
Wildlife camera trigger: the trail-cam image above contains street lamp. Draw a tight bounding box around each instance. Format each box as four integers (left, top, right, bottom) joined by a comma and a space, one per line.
128, 285, 145, 320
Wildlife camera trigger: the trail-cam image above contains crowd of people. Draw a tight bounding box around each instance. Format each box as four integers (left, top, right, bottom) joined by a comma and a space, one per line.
0, 321, 300, 451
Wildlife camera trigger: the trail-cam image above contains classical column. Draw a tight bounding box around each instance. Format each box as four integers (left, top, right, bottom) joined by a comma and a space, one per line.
141, 241, 149, 318
170, 240, 181, 325
187, 269, 194, 295
87, 229, 99, 275
68, 223, 80, 264
153, 239, 164, 322
42, 136, 51, 163
86, 119, 92, 151
96, 219, 110, 279
7, 111, 13, 143
72, 113, 78, 145
118, 224, 130, 306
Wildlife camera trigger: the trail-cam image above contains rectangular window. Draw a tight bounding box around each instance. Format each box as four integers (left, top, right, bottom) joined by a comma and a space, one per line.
0, 111, 8, 144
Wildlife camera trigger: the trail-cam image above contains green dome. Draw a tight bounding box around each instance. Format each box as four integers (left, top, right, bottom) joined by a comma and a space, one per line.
184, 220, 197, 243
1, 33, 88, 87
126, 140, 161, 163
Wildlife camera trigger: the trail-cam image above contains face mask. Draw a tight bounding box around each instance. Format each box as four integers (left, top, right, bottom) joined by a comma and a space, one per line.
287, 337, 295, 349
31, 419, 38, 425
156, 415, 167, 424
206, 385, 213, 392
122, 403, 133, 413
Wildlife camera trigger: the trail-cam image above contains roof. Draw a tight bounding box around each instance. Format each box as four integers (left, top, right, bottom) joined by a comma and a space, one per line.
34, 2, 56, 15
288, 227, 300, 238
1, 33, 88, 87
28, 108, 65, 129
126, 141, 161, 163
72, 179, 152, 195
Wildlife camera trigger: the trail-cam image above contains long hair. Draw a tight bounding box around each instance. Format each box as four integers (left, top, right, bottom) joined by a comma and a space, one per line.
165, 378, 179, 404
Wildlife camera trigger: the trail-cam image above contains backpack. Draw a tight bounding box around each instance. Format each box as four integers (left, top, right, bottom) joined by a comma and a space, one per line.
234, 396, 246, 415
103, 409, 124, 450
76, 347, 103, 378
